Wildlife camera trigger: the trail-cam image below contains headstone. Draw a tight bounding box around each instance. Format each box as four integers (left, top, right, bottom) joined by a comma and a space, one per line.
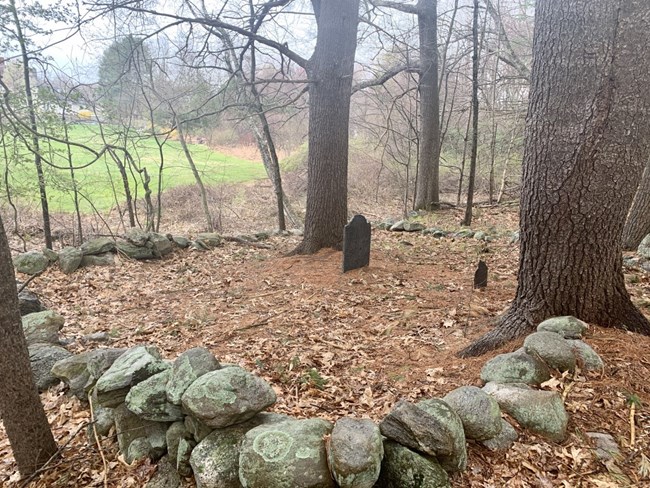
343, 215, 371, 273
474, 260, 488, 289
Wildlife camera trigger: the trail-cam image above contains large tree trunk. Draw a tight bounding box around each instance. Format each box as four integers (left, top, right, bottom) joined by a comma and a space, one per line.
414, 0, 441, 211
461, 0, 650, 357
292, 0, 360, 254
0, 215, 57, 476
622, 158, 650, 250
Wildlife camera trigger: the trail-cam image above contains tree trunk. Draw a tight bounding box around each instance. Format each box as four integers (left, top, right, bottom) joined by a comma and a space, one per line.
0, 215, 57, 476
414, 0, 441, 211
293, 0, 360, 254
622, 158, 650, 250
461, 0, 480, 227
461, 0, 650, 357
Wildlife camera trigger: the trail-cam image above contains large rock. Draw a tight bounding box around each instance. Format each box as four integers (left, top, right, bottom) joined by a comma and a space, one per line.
239, 418, 334, 488
195, 233, 223, 248
523, 331, 577, 372
185, 415, 215, 443
327, 418, 383, 488
190, 413, 289, 488
80, 237, 116, 255
480, 419, 518, 451
567, 340, 605, 371
637, 234, 650, 259
149, 233, 173, 257
379, 400, 454, 460
14, 251, 49, 275
417, 399, 467, 472
145, 455, 181, 488
182, 367, 276, 428
402, 221, 425, 232
58, 247, 83, 274
29, 342, 72, 391
443, 386, 502, 441
18, 287, 44, 316
22, 310, 64, 345
166, 347, 221, 405
95, 346, 169, 407
113, 403, 168, 464
52, 348, 126, 399
483, 382, 568, 442
536, 316, 588, 339
126, 370, 183, 422
81, 253, 115, 267
377, 441, 450, 488
480, 348, 551, 385
126, 228, 150, 246
116, 241, 155, 260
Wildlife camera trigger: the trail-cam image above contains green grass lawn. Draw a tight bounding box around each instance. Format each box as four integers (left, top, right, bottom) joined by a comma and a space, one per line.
2, 124, 267, 213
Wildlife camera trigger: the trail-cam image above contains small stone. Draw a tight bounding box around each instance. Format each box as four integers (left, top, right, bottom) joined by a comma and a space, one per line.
166, 422, 194, 477
14, 251, 49, 275
480, 348, 551, 385
473, 231, 486, 241
480, 419, 518, 451
22, 310, 65, 345
537, 316, 588, 339
567, 340, 605, 371
524, 331, 577, 372
91, 404, 115, 437
166, 347, 221, 405
327, 418, 383, 488
443, 386, 502, 440
58, 247, 83, 274
377, 440, 450, 488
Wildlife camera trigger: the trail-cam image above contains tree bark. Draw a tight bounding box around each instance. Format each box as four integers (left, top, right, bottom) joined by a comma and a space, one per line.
414, 0, 441, 211
461, 0, 650, 357
622, 158, 650, 250
0, 215, 57, 476
293, 0, 360, 254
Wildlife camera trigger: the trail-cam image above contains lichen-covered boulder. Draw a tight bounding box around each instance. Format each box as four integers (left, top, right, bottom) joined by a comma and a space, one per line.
149, 233, 173, 257
185, 415, 214, 443
172, 236, 191, 248
536, 316, 588, 339
145, 455, 181, 488
167, 422, 195, 477
417, 399, 467, 472
379, 400, 454, 460
14, 251, 49, 275
327, 418, 383, 488
58, 247, 83, 274
567, 340, 605, 371
190, 413, 289, 488
195, 233, 223, 248
443, 386, 502, 441
29, 343, 72, 391
113, 403, 168, 464
91, 404, 115, 437
22, 310, 64, 345
166, 347, 221, 405
80, 237, 116, 255
403, 221, 425, 232
95, 346, 169, 407
81, 253, 115, 267
239, 418, 334, 488
480, 348, 551, 385
52, 348, 126, 399
480, 419, 518, 451
126, 370, 183, 422
524, 331, 577, 372
126, 228, 150, 246
181, 367, 276, 428
377, 441, 450, 488
116, 241, 155, 260
483, 382, 568, 442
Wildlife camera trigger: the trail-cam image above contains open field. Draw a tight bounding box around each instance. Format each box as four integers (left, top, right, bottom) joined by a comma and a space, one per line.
2, 124, 267, 213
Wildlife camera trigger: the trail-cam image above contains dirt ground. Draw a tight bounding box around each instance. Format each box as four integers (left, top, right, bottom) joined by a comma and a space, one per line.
1, 206, 649, 487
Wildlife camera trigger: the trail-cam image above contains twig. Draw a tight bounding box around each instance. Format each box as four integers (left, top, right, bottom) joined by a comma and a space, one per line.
19, 422, 87, 487
89, 394, 109, 488
17, 271, 43, 293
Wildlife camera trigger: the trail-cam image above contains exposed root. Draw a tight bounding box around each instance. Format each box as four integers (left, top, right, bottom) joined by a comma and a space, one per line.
458, 307, 534, 357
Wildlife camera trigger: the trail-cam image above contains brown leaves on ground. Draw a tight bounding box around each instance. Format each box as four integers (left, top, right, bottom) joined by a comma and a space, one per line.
1, 207, 650, 487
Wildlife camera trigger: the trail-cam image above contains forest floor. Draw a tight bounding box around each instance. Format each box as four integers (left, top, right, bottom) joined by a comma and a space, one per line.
1, 205, 650, 487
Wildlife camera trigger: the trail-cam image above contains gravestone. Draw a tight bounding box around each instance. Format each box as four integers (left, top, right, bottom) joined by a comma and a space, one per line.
474, 260, 488, 289
343, 215, 371, 273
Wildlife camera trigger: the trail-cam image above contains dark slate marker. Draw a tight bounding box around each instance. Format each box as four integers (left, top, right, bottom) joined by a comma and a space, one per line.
343, 215, 371, 273
474, 260, 488, 289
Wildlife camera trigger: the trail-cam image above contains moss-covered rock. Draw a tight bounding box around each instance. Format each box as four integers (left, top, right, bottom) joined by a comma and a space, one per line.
377, 441, 450, 488
536, 316, 588, 339
166, 347, 221, 405
22, 310, 64, 345
14, 250, 49, 275
126, 370, 183, 422
480, 348, 551, 385
443, 386, 502, 441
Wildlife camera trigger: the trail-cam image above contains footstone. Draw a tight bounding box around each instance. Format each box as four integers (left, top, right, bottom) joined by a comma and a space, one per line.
567, 340, 605, 371
182, 366, 276, 428
473, 260, 488, 289
536, 316, 588, 339
125, 370, 183, 422
523, 331, 577, 372
480, 348, 551, 385
483, 382, 568, 442
480, 419, 518, 451
22, 310, 65, 345
343, 215, 371, 273
327, 418, 383, 488
238, 418, 334, 488
443, 386, 502, 440
377, 441, 450, 488
166, 347, 221, 405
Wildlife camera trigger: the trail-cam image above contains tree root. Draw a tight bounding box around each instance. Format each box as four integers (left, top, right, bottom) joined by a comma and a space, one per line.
458, 307, 534, 357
